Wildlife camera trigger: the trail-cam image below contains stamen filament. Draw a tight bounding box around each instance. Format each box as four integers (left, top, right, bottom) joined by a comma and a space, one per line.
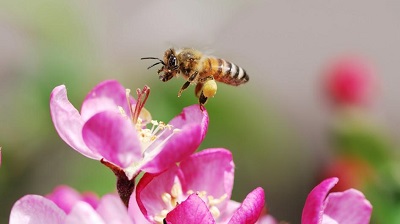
142, 130, 175, 157
125, 89, 135, 123
132, 86, 150, 124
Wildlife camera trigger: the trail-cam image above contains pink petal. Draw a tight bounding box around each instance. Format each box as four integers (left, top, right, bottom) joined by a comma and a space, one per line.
302, 177, 339, 224
221, 201, 241, 222
82, 111, 142, 168
46, 186, 84, 214
168, 105, 209, 141
257, 215, 279, 224
322, 189, 372, 224
141, 123, 202, 173
50, 85, 100, 160
141, 105, 209, 173
65, 202, 105, 224
180, 149, 234, 209
128, 190, 150, 224
10, 195, 66, 224
81, 192, 100, 209
136, 166, 181, 221
81, 80, 135, 121
228, 187, 265, 224
165, 194, 215, 224
96, 194, 132, 223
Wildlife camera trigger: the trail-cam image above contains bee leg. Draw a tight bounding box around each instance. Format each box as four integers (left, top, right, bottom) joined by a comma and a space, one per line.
178, 81, 190, 97
198, 91, 208, 109
177, 71, 198, 97
198, 75, 214, 83
195, 82, 204, 98
195, 83, 208, 109
195, 79, 216, 109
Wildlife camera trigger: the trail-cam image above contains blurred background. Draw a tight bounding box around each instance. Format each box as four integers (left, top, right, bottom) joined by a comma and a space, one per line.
1, 0, 400, 223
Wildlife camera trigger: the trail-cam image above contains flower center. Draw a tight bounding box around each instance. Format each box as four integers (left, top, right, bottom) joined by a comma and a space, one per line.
153, 183, 228, 223
153, 183, 182, 223
122, 87, 180, 156
187, 190, 228, 219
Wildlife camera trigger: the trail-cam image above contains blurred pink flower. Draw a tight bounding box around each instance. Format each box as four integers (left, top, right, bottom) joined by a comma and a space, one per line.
136, 148, 265, 223
324, 56, 377, 107
321, 156, 374, 192
10, 193, 136, 224
45, 185, 99, 214
50, 80, 209, 178
256, 214, 278, 224
302, 177, 372, 224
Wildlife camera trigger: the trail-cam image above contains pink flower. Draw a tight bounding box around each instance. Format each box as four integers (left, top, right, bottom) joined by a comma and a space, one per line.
321, 156, 374, 192
323, 56, 377, 107
164, 188, 265, 224
50, 80, 208, 178
45, 185, 99, 214
256, 214, 278, 224
10, 195, 66, 224
10, 193, 134, 224
302, 177, 372, 224
136, 148, 265, 223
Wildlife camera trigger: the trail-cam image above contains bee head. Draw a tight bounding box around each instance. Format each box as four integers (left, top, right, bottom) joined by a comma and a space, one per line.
141, 48, 179, 82
159, 48, 179, 82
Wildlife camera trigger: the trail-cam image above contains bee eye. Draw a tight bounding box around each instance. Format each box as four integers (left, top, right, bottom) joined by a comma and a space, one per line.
169, 56, 177, 68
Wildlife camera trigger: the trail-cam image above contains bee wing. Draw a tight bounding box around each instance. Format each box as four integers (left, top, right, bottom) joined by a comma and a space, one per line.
201, 47, 215, 57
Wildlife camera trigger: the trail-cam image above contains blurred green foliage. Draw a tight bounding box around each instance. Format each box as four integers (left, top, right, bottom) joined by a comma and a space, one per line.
331, 111, 400, 223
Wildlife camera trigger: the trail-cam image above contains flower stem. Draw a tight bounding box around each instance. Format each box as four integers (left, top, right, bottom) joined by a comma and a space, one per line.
101, 159, 135, 207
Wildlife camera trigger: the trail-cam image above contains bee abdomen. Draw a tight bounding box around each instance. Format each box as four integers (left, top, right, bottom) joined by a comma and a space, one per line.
212, 58, 249, 86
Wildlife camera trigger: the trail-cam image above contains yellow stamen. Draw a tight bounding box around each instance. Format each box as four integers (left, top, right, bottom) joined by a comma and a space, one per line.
209, 205, 221, 219
162, 193, 172, 205
155, 185, 228, 223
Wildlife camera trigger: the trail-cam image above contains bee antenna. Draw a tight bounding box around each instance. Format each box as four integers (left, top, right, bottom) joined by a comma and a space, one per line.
146, 62, 163, 70
141, 57, 165, 64
141, 57, 165, 69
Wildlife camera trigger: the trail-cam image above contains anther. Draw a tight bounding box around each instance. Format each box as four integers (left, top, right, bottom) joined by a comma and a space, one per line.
161, 193, 172, 205
171, 183, 181, 198
209, 206, 221, 218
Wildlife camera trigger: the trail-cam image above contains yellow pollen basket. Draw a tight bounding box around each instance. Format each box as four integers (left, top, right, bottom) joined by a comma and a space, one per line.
203, 79, 217, 98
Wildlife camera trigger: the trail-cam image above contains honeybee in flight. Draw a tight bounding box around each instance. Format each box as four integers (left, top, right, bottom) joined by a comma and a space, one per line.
141, 48, 249, 107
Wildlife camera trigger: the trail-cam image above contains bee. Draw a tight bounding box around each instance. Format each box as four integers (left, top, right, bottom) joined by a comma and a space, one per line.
141, 48, 249, 107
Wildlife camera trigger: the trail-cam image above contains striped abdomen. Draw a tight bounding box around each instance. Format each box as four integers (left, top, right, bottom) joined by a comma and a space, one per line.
202, 57, 249, 86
